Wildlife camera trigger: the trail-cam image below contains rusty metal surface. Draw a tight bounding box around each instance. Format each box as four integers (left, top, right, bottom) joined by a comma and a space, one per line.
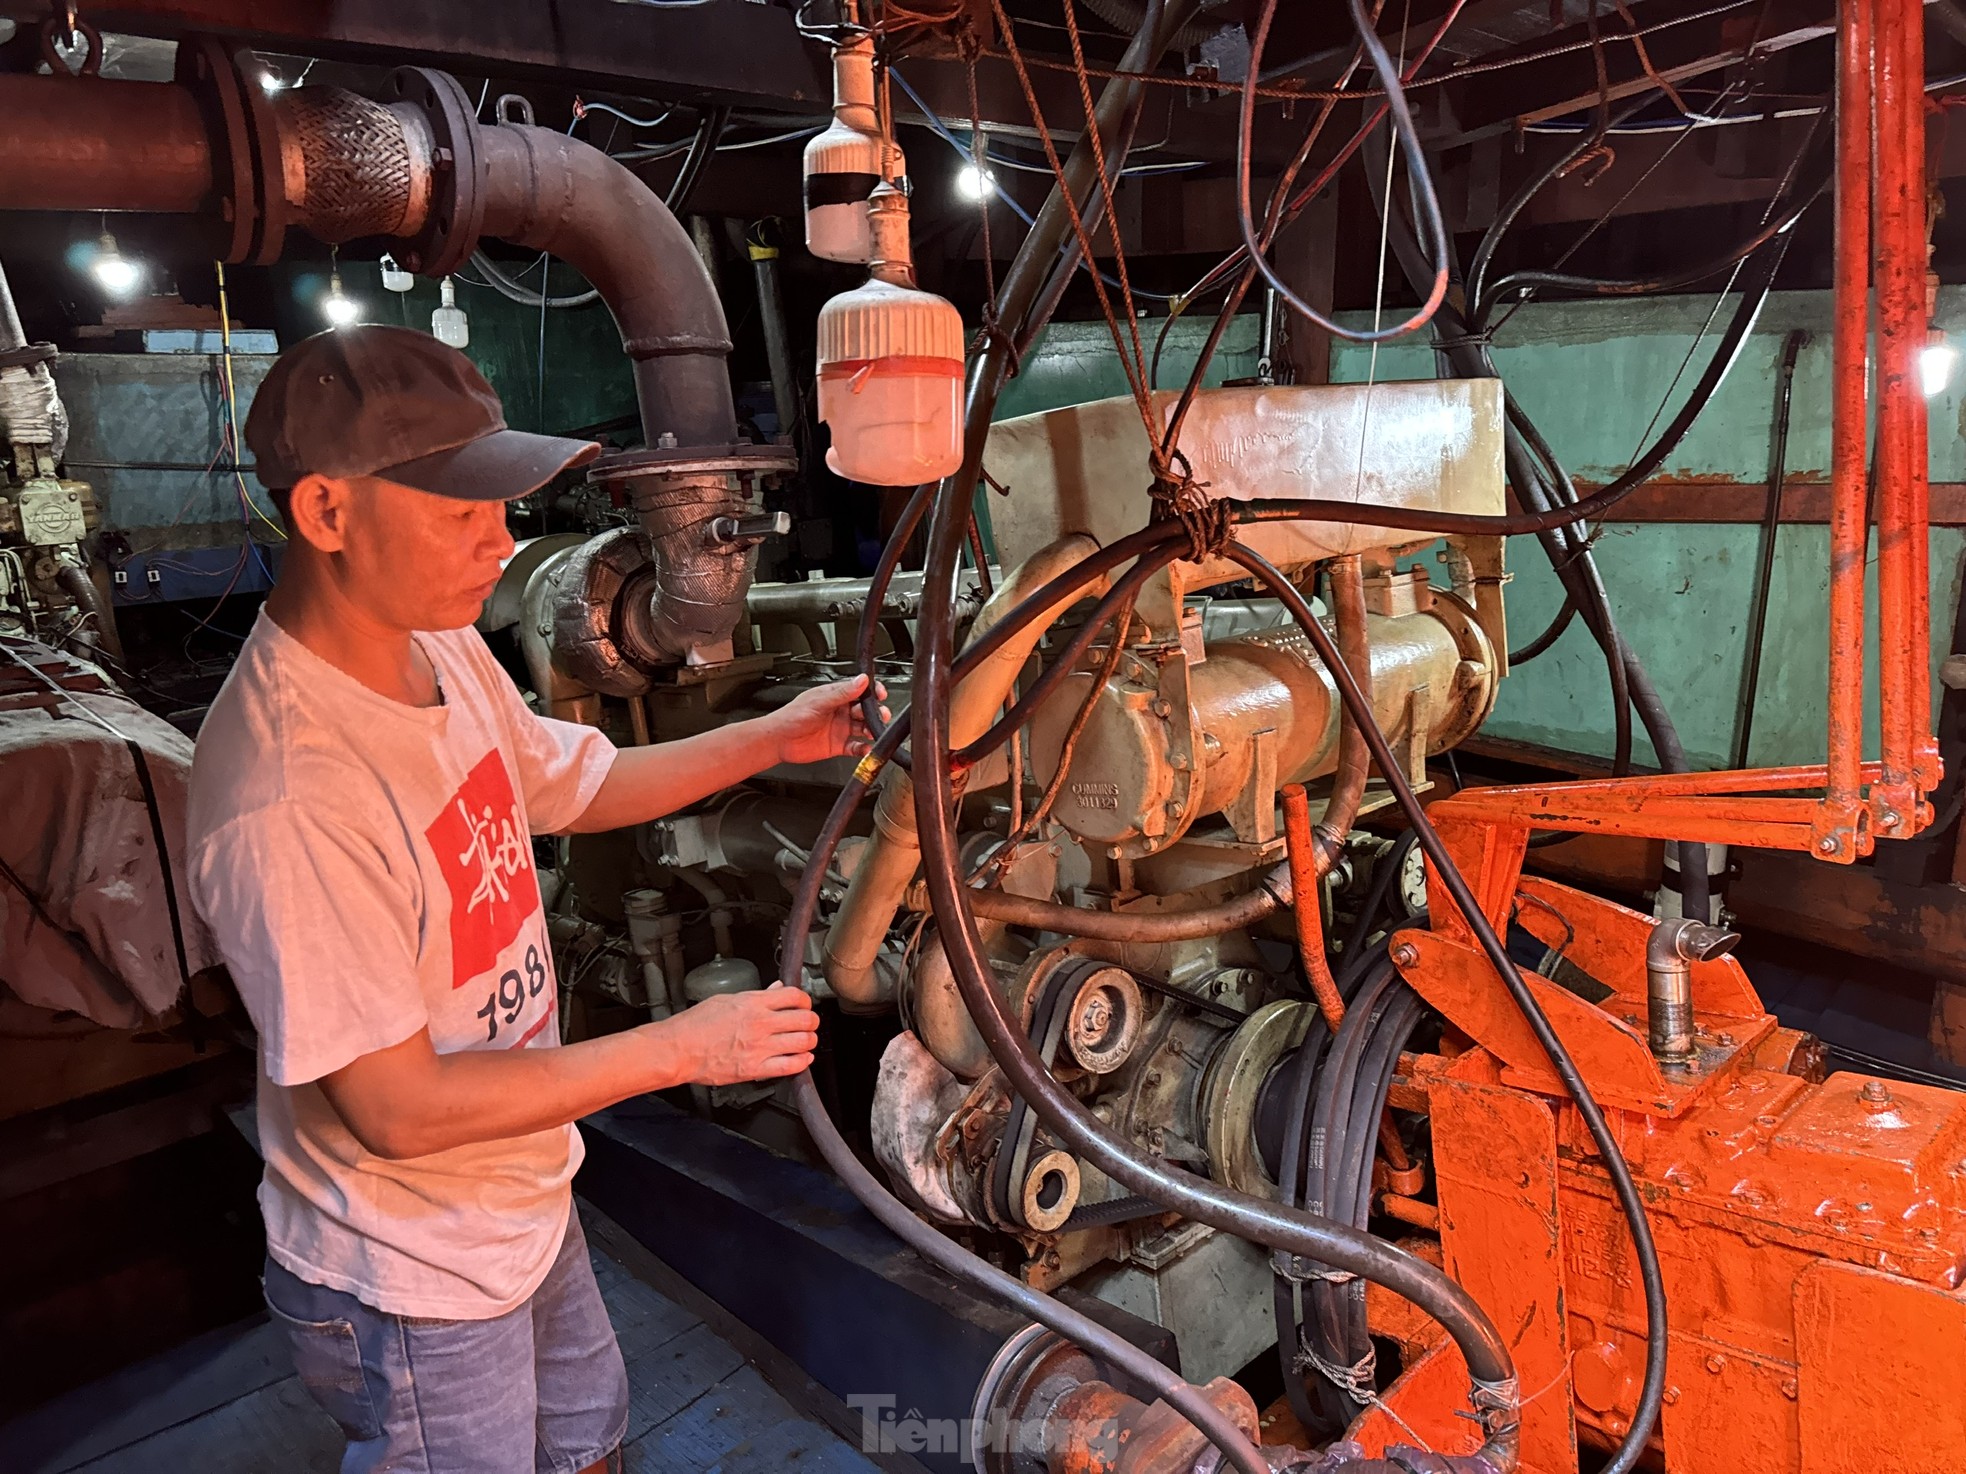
0, 73, 213, 213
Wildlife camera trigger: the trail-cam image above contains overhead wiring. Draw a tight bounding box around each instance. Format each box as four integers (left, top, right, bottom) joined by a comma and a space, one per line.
1237, 0, 1451, 344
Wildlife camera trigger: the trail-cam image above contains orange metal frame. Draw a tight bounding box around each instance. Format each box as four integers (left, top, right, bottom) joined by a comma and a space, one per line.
1330, 4, 1966, 1467
1430, 0, 1941, 865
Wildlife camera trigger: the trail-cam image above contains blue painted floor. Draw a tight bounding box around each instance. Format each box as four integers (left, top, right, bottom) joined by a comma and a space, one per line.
0, 1206, 884, 1474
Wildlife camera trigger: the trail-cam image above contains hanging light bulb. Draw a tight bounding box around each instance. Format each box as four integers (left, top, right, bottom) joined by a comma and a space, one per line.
431, 276, 470, 349
90, 231, 141, 296
321, 270, 360, 328
1921, 334, 1955, 398
955, 161, 995, 202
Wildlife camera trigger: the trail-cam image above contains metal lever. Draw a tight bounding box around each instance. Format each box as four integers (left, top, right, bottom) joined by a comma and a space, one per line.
710, 511, 791, 544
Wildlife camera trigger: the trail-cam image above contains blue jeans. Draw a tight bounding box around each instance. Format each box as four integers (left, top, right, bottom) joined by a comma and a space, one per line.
262, 1208, 630, 1474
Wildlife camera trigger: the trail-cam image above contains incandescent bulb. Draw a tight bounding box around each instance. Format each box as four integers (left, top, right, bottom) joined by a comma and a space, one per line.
322, 271, 360, 328
1920, 339, 1955, 398
90, 232, 141, 296
955, 162, 995, 202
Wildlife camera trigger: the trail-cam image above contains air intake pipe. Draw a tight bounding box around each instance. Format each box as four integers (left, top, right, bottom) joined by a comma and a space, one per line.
0, 43, 785, 674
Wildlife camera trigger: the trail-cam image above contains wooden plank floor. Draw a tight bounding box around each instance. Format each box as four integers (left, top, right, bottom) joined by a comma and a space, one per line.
0, 1205, 885, 1474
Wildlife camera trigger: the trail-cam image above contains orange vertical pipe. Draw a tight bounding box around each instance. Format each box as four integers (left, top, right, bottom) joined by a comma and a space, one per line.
1872, 0, 1925, 837
1281, 782, 1347, 1033
1823, 0, 1873, 852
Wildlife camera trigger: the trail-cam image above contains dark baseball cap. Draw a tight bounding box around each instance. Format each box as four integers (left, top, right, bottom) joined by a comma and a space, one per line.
245, 324, 601, 501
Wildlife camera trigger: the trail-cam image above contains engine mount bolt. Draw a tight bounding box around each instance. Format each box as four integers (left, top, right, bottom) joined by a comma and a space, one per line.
1818, 836, 1838, 854
1390, 942, 1419, 968
1860, 1079, 1892, 1106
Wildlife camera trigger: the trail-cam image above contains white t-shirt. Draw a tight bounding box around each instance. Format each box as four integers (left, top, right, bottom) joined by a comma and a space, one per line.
187, 611, 616, 1320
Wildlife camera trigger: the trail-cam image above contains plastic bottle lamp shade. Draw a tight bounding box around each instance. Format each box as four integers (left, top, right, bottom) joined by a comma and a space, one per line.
815, 184, 964, 486
431, 277, 469, 348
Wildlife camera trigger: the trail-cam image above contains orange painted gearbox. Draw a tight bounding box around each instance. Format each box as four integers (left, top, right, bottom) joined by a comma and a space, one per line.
1343, 851, 1966, 1473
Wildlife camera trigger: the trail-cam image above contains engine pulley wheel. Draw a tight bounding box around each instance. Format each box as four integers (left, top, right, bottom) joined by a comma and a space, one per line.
1201, 999, 1319, 1201
1018, 1149, 1082, 1233
1064, 965, 1145, 1075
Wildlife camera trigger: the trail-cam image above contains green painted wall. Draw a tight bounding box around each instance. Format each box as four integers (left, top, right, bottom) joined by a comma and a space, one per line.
993, 313, 1265, 420
1308, 289, 1966, 771
295, 262, 637, 438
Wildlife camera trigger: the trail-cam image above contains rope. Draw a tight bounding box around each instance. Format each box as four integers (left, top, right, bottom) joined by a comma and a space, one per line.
987, 0, 1161, 452
1302, 1341, 1378, 1405
1147, 447, 1230, 561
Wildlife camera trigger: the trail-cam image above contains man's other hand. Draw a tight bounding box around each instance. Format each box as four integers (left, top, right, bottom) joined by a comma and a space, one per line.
662, 985, 819, 1084
770, 674, 889, 765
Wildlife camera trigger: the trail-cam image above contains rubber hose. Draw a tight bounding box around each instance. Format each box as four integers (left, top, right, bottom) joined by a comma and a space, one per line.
1225, 540, 1666, 1474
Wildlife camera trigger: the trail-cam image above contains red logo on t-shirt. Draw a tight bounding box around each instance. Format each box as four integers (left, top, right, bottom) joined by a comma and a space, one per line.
426, 750, 539, 989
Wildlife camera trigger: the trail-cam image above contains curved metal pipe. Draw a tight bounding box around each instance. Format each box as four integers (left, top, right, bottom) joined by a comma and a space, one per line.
903, 863, 1291, 943
476, 124, 735, 449
0, 67, 744, 671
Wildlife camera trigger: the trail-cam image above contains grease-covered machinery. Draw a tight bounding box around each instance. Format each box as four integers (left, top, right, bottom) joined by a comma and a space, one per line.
508, 356, 1966, 1473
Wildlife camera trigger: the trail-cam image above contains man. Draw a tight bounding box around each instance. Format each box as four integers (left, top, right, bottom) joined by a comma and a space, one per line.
187, 325, 873, 1474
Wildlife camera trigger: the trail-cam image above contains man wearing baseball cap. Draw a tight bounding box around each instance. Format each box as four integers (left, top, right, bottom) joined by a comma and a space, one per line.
186, 326, 874, 1474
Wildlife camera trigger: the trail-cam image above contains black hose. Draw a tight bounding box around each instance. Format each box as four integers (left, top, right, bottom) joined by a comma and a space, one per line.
1732, 329, 1809, 770
1473, 161, 1830, 328
1508, 596, 1577, 665
855, 483, 932, 770
665, 105, 730, 212
1302, 960, 1410, 1425
1271, 1010, 1335, 1429
1224, 540, 1667, 1474
468, 250, 600, 308
1236, 0, 1451, 344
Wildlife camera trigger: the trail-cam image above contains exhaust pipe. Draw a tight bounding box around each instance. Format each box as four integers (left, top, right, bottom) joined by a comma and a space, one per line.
0, 42, 788, 677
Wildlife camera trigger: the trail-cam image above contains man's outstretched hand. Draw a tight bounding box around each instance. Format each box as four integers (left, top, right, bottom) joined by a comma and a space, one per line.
660, 985, 820, 1085
770, 674, 890, 765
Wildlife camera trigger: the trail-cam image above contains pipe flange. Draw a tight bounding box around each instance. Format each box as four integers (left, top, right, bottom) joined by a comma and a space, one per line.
591, 440, 799, 486
383, 67, 485, 277
544, 526, 660, 697
968, 1325, 1097, 1474
176, 35, 259, 263
234, 45, 291, 262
